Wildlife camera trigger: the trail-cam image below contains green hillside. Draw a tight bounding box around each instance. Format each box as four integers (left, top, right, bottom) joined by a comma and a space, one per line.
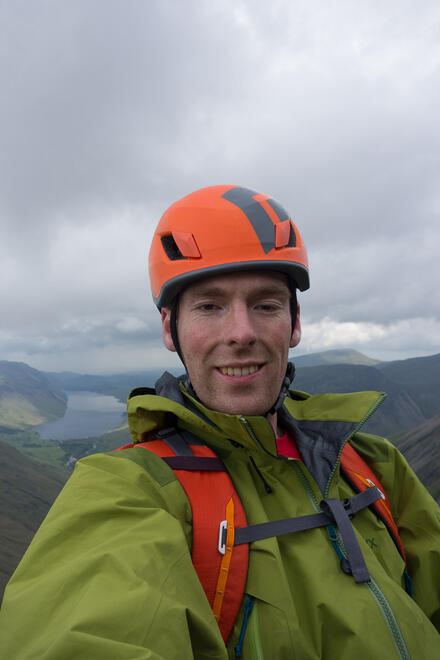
379, 353, 440, 419
0, 424, 130, 473
60, 425, 131, 467
0, 361, 67, 430
0, 428, 67, 469
294, 363, 427, 436
394, 413, 440, 502
0, 441, 67, 597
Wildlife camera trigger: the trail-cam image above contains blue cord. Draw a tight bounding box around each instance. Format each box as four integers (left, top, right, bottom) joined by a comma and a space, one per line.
403, 569, 414, 598
327, 524, 345, 560
235, 595, 255, 658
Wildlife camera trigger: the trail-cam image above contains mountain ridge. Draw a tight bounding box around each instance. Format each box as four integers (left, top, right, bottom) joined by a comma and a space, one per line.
293, 348, 382, 368
0, 361, 67, 430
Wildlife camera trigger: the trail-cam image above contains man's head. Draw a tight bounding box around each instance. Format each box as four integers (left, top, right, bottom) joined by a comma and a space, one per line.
161, 270, 301, 416
149, 184, 309, 416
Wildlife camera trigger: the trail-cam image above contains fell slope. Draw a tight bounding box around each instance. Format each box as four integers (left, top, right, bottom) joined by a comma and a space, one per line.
0, 441, 67, 597
394, 413, 440, 502
0, 361, 67, 429
293, 363, 426, 436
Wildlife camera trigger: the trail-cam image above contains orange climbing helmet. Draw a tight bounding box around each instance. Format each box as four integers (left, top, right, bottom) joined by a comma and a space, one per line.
149, 184, 310, 308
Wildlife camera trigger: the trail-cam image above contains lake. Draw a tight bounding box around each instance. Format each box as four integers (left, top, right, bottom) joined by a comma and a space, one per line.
36, 391, 127, 441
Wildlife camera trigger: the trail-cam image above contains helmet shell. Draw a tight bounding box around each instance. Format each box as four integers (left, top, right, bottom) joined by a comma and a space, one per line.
149, 185, 309, 308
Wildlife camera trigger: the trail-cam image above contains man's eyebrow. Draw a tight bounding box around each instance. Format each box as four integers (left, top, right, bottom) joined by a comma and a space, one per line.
187, 285, 290, 299
185, 286, 228, 299
252, 286, 291, 297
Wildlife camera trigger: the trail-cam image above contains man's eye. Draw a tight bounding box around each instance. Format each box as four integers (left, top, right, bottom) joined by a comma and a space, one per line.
256, 303, 278, 312
197, 303, 218, 311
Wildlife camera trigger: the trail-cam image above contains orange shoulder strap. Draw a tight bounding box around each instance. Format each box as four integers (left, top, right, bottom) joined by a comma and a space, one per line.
116, 436, 248, 643
340, 442, 406, 562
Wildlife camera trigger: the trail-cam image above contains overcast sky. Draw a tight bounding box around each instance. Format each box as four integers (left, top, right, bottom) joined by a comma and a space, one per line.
1, 0, 439, 374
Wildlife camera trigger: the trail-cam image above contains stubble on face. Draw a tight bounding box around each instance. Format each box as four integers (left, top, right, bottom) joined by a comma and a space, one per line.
175, 272, 293, 417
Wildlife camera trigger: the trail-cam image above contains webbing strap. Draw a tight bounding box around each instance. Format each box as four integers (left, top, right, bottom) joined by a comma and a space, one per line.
234, 511, 331, 545
156, 427, 195, 455
212, 497, 235, 620
321, 498, 370, 583
232, 487, 382, 584
342, 485, 383, 516
163, 456, 226, 471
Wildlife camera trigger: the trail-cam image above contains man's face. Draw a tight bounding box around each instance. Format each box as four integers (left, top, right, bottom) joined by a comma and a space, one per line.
162, 271, 297, 416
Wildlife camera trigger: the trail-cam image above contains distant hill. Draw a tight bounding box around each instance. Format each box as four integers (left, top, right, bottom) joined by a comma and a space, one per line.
294, 349, 381, 368
393, 413, 440, 502
0, 361, 67, 430
378, 353, 440, 419
293, 363, 427, 436
0, 441, 67, 596
60, 425, 131, 467
293, 353, 440, 500
43, 368, 179, 403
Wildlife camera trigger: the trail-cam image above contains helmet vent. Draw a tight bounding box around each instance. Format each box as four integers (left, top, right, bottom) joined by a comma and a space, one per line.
161, 234, 186, 261
275, 220, 297, 248
287, 222, 297, 247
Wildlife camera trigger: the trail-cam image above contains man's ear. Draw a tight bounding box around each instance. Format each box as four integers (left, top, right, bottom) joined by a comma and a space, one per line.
290, 303, 301, 348
161, 308, 177, 352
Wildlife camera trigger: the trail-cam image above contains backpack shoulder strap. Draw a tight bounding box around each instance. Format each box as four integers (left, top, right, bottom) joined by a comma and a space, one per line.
340, 442, 406, 562
117, 429, 249, 643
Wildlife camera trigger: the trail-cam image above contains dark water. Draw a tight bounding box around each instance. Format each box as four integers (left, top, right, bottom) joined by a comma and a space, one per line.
36, 391, 127, 441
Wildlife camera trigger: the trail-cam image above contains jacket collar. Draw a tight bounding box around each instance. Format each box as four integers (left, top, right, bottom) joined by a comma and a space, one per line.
127, 371, 385, 459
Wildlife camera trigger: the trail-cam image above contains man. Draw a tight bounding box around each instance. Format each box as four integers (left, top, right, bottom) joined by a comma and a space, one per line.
1, 185, 439, 658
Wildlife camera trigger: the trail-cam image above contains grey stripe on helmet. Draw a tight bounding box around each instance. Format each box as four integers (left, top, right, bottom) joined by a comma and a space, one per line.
222, 186, 276, 254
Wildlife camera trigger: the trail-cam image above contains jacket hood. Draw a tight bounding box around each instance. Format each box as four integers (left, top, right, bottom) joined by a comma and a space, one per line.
127, 371, 386, 465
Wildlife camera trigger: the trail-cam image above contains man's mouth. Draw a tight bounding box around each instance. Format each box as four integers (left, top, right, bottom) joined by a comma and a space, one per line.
217, 365, 261, 377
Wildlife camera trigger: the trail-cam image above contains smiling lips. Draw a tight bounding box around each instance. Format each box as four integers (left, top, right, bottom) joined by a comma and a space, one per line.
218, 365, 260, 377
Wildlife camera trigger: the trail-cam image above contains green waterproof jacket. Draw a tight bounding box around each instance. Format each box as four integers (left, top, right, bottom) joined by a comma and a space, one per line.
1, 374, 439, 659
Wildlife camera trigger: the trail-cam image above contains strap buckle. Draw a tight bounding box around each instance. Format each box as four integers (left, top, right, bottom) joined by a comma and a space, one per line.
366, 479, 385, 500
343, 499, 355, 519
218, 520, 227, 555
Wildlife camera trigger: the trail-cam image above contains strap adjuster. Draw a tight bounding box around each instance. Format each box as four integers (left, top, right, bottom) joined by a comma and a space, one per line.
218, 520, 227, 555
343, 499, 354, 519
366, 479, 385, 499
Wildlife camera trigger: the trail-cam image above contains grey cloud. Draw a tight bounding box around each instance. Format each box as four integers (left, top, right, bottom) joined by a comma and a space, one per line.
1, 1, 439, 372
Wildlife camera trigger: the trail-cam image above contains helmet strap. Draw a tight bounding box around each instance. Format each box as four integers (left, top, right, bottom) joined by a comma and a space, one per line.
170, 299, 186, 367
266, 361, 296, 416
290, 289, 298, 335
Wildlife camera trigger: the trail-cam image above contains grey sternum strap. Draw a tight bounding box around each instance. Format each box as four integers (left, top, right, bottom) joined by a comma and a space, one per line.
156, 426, 381, 585
222, 487, 382, 584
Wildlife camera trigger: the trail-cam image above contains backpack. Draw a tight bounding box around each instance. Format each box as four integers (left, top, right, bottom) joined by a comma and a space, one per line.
116, 427, 410, 643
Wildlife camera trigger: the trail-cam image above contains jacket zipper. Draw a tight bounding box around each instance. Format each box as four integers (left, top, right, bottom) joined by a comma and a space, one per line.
367, 579, 411, 660
240, 402, 410, 659
324, 392, 386, 498
321, 392, 387, 552
294, 456, 411, 660
321, 393, 387, 562
239, 417, 268, 454
322, 393, 410, 660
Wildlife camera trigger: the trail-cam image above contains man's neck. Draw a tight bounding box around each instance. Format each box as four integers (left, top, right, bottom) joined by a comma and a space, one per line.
267, 411, 282, 438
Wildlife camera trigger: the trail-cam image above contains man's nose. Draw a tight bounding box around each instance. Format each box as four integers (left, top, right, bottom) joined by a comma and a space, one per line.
223, 303, 257, 346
